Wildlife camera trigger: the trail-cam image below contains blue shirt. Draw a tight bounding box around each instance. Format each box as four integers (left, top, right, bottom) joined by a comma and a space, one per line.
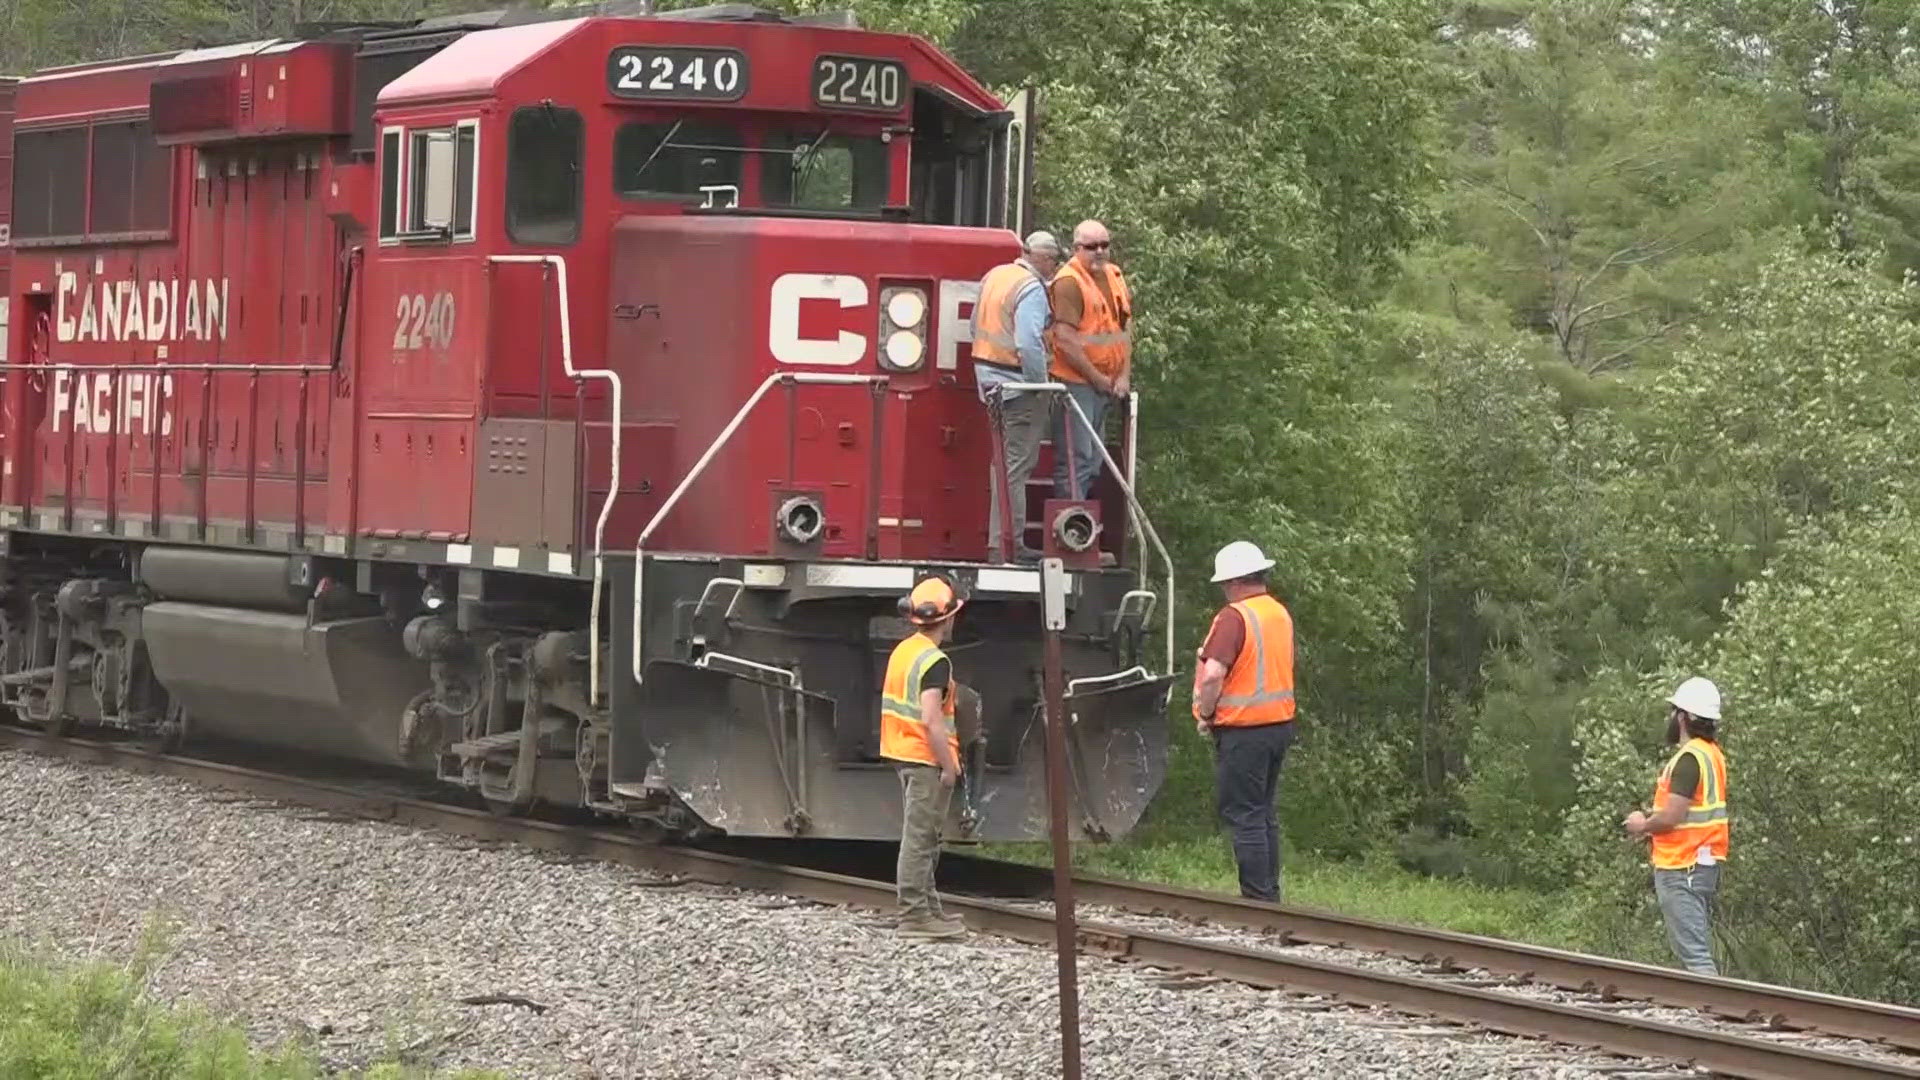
975, 262, 1052, 402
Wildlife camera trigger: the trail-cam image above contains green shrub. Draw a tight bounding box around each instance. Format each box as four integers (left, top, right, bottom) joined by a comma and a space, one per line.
0, 933, 506, 1080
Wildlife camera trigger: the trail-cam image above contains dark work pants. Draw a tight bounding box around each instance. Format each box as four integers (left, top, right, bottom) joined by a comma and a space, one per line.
1213, 720, 1297, 902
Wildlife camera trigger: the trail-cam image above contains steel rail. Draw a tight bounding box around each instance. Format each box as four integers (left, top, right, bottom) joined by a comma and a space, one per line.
932, 852, 1920, 1054
0, 728, 1914, 1080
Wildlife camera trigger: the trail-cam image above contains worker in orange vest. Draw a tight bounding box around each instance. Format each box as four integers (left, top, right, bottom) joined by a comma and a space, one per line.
1191, 540, 1298, 902
1048, 220, 1133, 506
878, 575, 969, 941
972, 230, 1063, 563
1623, 676, 1729, 975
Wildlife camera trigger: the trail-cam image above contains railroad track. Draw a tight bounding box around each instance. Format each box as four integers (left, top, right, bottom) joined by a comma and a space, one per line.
1, 726, 1915, 1080
724, 840, 1920, 1057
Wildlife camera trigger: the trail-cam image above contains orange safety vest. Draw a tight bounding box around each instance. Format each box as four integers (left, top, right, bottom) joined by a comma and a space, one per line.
878, 632, 959, 767
970, 260, 1050, 371
1209, 594, 1296, 727
1649, 737, 1729, 870
1048, 258, 1132, 383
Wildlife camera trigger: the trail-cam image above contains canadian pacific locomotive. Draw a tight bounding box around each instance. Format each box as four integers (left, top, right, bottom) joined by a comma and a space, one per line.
0, 2, 1174, 842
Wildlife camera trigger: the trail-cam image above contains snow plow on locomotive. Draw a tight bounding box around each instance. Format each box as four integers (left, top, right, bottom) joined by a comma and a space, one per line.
0, 4, 1174, 842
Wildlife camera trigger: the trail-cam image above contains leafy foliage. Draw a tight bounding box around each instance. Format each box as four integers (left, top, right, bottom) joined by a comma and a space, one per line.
1414, 1, 1791, 375
1572, 504, 1920, 999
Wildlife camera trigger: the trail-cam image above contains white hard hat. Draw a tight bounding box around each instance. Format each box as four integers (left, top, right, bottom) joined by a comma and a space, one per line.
1210, 540, 1275, 583
1668, 676, 1721, 721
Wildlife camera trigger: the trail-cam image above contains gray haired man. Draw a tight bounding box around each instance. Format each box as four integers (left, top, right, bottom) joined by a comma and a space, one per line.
970, 230, 1062, 563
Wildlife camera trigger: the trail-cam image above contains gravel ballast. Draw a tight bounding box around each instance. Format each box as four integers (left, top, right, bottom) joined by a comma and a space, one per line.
0, 749, 1684, 1078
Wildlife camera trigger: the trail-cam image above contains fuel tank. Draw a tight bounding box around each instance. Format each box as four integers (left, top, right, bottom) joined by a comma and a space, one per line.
141, 603, 430, 768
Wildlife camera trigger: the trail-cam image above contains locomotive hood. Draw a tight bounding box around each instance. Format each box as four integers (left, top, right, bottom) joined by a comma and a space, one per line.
610, 213, 1016, 400
609, 213, 1018, 562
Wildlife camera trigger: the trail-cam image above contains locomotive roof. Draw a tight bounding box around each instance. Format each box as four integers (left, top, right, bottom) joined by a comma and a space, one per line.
374, 12, 999, 113
10, 4, 963, 93
14, 5, 825, 81
12, 1, 999, 130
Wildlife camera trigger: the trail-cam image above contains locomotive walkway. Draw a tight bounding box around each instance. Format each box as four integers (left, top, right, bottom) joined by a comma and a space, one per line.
1, 725, 1916, 1079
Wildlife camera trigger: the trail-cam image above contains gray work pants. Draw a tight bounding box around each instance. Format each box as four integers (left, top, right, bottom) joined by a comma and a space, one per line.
895, 764, 954, 920
986, 389, 1048, 560
1654, 863, 1721, 975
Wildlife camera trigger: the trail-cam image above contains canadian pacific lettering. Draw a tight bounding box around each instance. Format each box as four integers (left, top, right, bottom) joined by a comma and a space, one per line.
54, 271, 230, 344
51, 369, 176, 437
768, 274, 978, 370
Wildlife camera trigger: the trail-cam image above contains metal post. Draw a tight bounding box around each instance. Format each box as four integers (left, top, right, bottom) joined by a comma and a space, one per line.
1038, 556, 1083, 1080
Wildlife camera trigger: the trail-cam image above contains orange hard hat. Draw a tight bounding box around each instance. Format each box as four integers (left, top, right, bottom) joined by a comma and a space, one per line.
900, 575, 964, 626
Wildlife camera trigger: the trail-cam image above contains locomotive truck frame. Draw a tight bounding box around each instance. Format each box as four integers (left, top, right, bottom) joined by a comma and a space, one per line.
0, 2, 1175, 843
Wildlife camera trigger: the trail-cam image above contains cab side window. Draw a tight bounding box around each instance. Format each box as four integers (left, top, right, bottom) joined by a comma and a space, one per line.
507, 106, 583, 245
378, 120, 478, 242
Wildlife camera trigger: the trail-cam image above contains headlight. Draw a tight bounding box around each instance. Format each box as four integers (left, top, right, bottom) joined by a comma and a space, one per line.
878, 285, 929, 371
886, 289, 926, 328
885, 330, 925, 369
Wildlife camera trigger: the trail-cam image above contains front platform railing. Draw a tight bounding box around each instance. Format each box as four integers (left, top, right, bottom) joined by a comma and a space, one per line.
627, 374, 1177, 685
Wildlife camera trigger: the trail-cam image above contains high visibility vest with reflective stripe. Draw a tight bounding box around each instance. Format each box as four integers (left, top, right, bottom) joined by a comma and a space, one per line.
1650, 738, 1729, 870
1212, 594, 1296, 727
1048, 259, 1132, 382
970, 261, 1048, 370
878, 632, 959, 767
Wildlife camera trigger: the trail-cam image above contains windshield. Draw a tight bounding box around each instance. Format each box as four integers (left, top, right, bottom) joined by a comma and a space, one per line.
761, 129, 889, 211
612, 119, 889, 214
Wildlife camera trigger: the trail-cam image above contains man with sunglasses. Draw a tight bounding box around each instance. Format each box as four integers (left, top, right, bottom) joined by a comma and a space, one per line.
1048, 220, 1134, 509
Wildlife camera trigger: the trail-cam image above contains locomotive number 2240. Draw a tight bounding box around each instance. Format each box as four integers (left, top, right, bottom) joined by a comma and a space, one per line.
392, 292, 456, 352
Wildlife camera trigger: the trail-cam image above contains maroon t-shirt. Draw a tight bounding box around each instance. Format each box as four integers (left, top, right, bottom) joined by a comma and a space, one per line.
1199, 605, 1247, 669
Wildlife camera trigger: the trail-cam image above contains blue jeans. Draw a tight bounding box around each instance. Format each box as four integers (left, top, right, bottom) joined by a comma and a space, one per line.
1051, 381, 1110, 500
1653, 863, 1720, 975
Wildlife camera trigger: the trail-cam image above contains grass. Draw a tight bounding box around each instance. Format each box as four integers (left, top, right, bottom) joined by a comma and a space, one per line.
0, 932, 507, 1080
978, 735, 1596, 953
988, 833, 1592, 952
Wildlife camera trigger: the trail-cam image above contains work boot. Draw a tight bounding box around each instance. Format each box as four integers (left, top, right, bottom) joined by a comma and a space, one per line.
897, 914, 966, 941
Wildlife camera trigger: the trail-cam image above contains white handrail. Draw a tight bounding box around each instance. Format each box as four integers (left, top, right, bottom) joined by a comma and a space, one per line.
1126, 389, 1140, 489
631, 371, 883, 686
1001, 380, 1176, 675
485, 255, 624, 708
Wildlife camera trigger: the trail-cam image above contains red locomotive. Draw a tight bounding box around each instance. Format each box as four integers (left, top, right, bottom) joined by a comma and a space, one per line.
0, 3, 1173, 842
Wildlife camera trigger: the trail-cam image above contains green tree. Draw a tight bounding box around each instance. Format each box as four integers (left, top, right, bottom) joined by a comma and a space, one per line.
0, 0, 475, 71
1676, 0, 1920, 278
1402, 0, 1790, 379
1573, 505, 1920, 1001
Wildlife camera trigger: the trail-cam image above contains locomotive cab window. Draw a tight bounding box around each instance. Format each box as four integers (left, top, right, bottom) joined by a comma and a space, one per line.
379, 120, 477, 242
507, 105, 583, 245
908, 89, 1002, 227
761, 130, 888, 212
613, 120, 745, 203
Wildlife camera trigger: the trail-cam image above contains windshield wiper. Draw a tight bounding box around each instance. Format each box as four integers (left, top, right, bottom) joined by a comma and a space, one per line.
626, 119, 685, 190
791, 125, 831, 198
